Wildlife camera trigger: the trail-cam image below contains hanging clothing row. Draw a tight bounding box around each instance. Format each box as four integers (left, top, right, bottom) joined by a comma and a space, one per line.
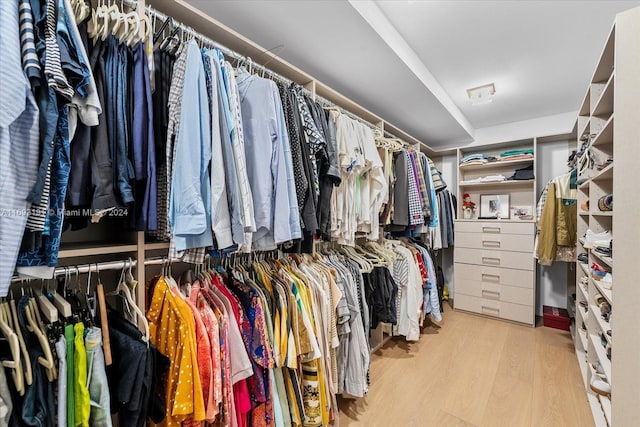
535, 168, 578, 265
0, 257, 167, 427
374, 138, 453, 250
142, 238, 442, 427
1, 0, 159, 291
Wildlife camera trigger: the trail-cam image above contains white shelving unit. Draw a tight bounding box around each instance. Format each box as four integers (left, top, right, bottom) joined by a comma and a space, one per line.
572, 8, 640, 425
453, 139, 538, 326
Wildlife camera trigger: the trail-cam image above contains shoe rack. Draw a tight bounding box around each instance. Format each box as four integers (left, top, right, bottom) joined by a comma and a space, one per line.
573, 6, 640, 426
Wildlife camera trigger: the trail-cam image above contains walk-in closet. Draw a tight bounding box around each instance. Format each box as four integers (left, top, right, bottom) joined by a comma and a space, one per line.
1, 1, 639, 426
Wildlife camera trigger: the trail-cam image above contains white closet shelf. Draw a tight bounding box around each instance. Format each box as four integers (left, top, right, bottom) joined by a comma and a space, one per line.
592, 72, 615, 117
579, 212, 590, 216
578, 327, 589, 350
590, 278, 613, 304
579, 87, 591, 116
58, 243, 138, 258
591, 163, 613, 181
599, 395, 612, 426
579, 262, 589, 276
458, 157, 533, 171
458, 180, 535, 187
592, 115, 614, 148
590, 211, 613, 217
590, 333, 612, 381
578, 116, 591, 138
591, 249, 613, 268
590, 305, 612, 341
578, 282, 588, 301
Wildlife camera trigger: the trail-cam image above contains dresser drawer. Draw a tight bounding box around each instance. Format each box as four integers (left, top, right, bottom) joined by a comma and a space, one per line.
456, 232, 533, 253
454, 263, 534, 288
454, 278, 534, 305
455, 221, 534, 235
454, 247, 534, 271
454, 294, 534, 325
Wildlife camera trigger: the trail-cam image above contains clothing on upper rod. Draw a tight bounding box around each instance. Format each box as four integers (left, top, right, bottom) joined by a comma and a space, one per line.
535, 168, 578, 265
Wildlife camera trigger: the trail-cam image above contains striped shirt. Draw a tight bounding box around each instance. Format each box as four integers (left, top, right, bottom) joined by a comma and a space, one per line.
44, 0, 74, 99
19, 0, 40, 81
26, 160, 51, 232
0, 0, 41, 296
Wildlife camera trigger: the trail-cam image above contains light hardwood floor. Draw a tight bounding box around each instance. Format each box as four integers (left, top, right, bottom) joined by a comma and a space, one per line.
338, 305, 594, 427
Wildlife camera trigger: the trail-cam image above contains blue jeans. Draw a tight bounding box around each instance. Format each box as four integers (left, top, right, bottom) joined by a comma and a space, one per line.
85, 327, 112, 427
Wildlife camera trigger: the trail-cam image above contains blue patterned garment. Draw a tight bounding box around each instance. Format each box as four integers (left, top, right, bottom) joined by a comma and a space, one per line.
17, 107, 71, 269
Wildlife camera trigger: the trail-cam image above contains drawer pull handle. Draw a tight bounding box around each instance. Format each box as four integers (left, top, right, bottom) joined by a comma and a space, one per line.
482, 227, 501, 233
482, 273, 500, 282
482, 290, 501, 300
482, 240, 501, 248
482, 257, 501, 265
481, 306, 500, 314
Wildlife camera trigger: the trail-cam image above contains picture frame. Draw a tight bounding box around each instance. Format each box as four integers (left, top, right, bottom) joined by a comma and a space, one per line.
480, 194, 510, 219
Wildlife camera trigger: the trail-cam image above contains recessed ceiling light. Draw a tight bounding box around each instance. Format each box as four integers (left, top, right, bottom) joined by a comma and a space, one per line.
466, 83, 496, 106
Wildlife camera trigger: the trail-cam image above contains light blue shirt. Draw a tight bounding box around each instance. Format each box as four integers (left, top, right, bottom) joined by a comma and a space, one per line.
0, 0, 41, 295
236, 72, 301, 247
170, 40, 213, 251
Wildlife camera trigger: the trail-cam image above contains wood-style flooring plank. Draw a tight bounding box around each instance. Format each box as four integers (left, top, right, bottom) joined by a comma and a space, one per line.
338, 308, 593, 427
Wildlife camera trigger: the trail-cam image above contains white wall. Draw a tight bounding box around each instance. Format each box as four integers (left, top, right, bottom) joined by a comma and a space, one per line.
467, 111, 577, 147
535, 139, 574, 315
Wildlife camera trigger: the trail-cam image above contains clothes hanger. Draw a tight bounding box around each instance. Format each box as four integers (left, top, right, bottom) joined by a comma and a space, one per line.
8, 288, 32, 386
98, 1, 118, 41
0, 303, 23, 396
109, 1, 125, 38
35, 280, 58, 324
123, 11, 141, 46
91, 265, 112, 366
50, 269, 72, 319
109, 260, 149, 343
153, 16, 172, 44
24, 295, 57, 382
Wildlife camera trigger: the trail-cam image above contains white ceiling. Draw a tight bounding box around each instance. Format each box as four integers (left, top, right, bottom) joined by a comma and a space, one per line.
185, 0, 640, 150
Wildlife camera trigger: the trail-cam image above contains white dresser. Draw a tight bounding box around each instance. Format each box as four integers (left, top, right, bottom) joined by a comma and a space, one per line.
453, 220, 536, 326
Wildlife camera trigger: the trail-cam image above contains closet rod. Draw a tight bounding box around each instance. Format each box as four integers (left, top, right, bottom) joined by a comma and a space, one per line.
11, 257, 167, 282
315, 93, 383, 132
123, 0, 387, 139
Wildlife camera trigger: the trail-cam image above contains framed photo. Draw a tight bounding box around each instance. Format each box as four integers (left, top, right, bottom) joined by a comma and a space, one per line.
480, 194, 510, 219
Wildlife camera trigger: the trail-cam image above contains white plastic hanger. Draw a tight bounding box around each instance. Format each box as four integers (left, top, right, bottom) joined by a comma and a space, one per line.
25, 297, 57, 382
0, 304, 23, 396
7, 290, 32, 386
108, 260, 149, 343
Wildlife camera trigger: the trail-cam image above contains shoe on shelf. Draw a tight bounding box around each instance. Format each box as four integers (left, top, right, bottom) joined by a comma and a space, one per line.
595, 240, 612, 258
598, 194, 613, 212
590, 376, 611, 397
592, 362, 606, 376
581, 200, 590, 212
578, 253, 588, 263
583, 230, 612, 249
